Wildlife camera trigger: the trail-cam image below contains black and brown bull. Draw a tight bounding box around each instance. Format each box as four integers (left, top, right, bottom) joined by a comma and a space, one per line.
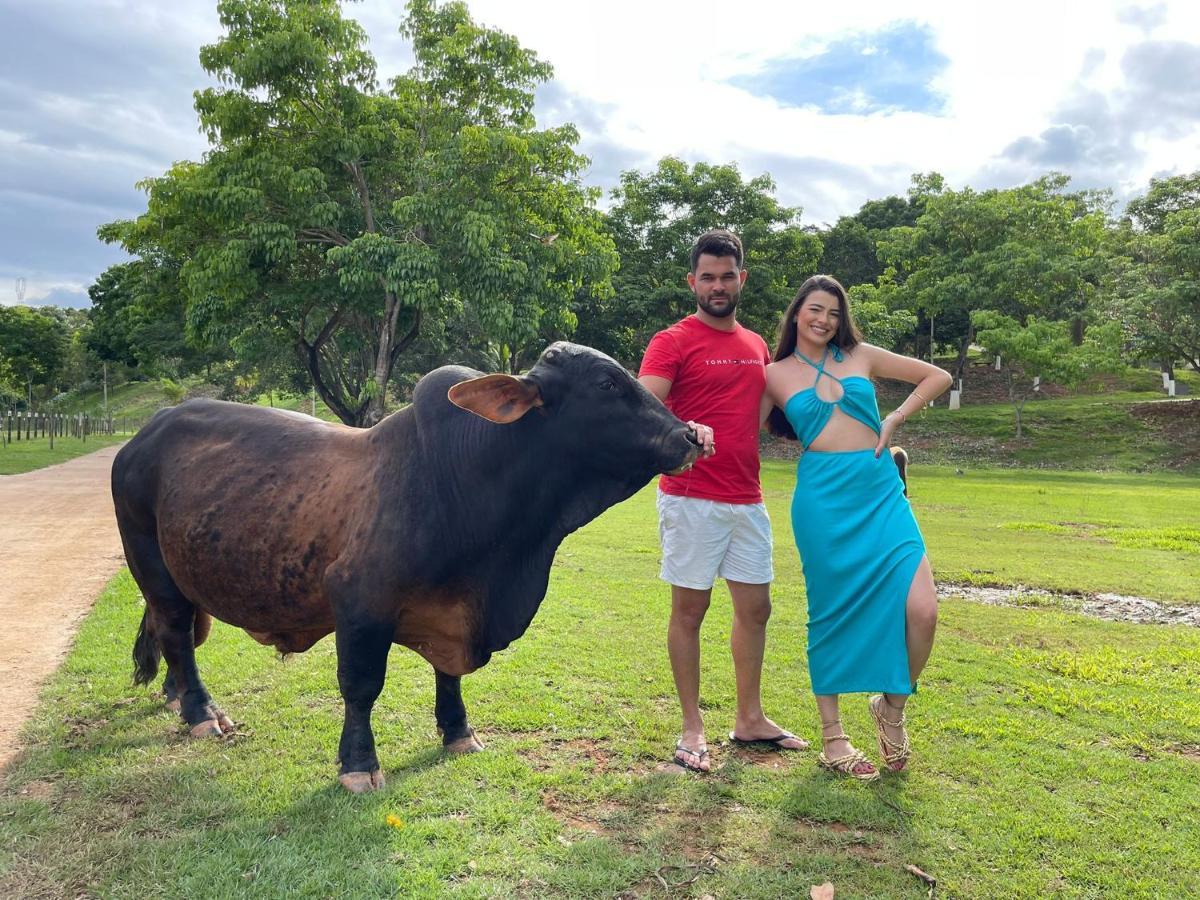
112, 343, 699, 792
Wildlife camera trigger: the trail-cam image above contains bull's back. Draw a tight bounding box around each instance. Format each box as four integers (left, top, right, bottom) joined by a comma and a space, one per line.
114, 400, 374, 631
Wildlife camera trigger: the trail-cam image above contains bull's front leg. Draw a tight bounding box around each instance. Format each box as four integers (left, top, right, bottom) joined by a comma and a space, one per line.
333, 616, 394, 793
435, 670, 485, 753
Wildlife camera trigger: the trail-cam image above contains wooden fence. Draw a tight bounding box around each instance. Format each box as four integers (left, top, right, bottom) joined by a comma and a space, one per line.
0, 410, 145, 448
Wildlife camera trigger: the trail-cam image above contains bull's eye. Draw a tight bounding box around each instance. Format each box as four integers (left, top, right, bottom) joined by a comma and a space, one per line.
599, 379, 615, 391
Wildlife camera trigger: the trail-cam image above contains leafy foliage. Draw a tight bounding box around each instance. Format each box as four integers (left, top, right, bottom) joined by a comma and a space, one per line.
577, 157, 822, 362
0, 305, 68, 404
972, 310, 1124, 437
101, 0, 615, 424
1110, 171, 1200, 373
878, 174, 1111, 374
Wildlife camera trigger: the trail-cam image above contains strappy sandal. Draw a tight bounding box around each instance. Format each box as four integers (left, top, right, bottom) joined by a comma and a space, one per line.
817, 720, 879, 782
869, 694, 912, 772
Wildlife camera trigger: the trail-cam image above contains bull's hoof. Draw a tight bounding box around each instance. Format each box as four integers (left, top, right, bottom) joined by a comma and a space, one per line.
215, 711, 235, 732
445, 731, 485, 754
339, 770, 386, 793
165, 698, 181, 714
189, 719, 223, 738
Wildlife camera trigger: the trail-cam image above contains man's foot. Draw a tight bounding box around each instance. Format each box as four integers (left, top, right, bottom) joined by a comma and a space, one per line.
730, 715, 809, 750
673, 737, 711, 773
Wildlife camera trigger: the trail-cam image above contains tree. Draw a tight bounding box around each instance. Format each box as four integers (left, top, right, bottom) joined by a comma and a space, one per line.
971, 311, 1123, 438
102, 0, 615, 425
580, 157, 821, 363
847, 283, 918, 350
816, 192, 924, 289
0, 305, 68, 406
879, 173, 1110, 378
1111, 172, 1200, 376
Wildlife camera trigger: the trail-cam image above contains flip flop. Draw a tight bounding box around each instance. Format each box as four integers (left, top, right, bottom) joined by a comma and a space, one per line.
728, 730, 809, 750
673, 739, 711, 772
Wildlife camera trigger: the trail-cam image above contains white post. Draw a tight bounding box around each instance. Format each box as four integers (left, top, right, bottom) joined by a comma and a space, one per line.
949, 389, 961, 410
1033, 376, 1041, 392
1168, 380, 1176, 397
1162, 371, 1171, 388
994, 355, 1002, 370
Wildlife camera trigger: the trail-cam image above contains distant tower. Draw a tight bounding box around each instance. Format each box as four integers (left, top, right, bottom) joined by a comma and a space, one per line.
15, 277, 26, 303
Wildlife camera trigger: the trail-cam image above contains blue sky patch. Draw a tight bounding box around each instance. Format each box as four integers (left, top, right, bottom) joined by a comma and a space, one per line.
731, 22, 948, 115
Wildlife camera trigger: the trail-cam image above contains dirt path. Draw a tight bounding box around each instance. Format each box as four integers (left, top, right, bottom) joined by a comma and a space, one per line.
0, 445, 126, 772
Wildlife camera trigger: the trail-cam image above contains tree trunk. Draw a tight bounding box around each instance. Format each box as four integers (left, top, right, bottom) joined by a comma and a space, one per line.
1071, 316, 1085, 345
953, 326, 974, 382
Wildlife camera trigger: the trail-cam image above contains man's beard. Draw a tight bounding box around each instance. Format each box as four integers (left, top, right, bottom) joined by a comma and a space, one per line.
696, 287, 740, 318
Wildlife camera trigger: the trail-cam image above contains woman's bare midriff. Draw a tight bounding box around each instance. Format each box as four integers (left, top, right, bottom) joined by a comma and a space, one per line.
804, 406, 880, 453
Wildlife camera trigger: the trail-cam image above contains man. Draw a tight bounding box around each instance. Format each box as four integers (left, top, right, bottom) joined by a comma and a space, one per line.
638, 229, 807, 772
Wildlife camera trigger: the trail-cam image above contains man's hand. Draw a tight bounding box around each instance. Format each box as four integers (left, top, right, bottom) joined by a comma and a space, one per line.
687, 421, 716, 457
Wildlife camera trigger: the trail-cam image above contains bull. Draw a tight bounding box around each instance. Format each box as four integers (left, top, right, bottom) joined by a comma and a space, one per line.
112, 343, 699, 792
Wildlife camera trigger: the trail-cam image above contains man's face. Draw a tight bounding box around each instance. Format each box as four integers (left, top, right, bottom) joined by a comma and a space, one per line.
687, 253, 747, 319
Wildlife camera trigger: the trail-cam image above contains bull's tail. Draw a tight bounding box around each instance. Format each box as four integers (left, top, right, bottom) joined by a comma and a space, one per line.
890, 446, 909, 497
132, 608, 161, 686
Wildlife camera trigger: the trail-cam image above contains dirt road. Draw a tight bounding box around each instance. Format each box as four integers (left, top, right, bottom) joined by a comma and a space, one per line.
0, 445, 126, 771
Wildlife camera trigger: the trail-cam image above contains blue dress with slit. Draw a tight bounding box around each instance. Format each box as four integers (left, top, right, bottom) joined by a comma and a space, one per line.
784, 345, 925, 696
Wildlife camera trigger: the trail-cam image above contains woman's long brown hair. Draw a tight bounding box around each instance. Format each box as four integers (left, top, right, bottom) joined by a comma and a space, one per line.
766, 275, 863, 439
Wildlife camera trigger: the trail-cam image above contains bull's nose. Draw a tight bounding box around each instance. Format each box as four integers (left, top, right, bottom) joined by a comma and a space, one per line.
685, 429, 702, 447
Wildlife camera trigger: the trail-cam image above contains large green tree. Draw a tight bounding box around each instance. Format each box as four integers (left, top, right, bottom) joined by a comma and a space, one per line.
0, 305, 69, 405
878, 174, 1110, 377
972, 311, 1123, 438
816, 192, 925, 289
102, 0, 615, 425
579, 157, 821, 363
1111, 172, 1200, 376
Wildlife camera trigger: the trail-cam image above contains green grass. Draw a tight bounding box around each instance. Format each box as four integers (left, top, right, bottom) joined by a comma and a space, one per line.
54, 379, 184, 421
3, 466, 1199, 898
0, 434, 127, 475
850, 464, 1200, 602
890, 390, 1198, 473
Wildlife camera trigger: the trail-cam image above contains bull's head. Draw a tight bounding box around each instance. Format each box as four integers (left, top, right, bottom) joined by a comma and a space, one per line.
448, 342, 699, 477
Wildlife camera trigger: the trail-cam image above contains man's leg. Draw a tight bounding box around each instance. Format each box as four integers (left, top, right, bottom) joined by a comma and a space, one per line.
727, 580, 806, 749
668, 585, 712, 770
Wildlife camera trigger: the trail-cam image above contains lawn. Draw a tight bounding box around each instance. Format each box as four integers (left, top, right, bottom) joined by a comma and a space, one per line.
2, 463, 1198, 898
0, 434, 128, 476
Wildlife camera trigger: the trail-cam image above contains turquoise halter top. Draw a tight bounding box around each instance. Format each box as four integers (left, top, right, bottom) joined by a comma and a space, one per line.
783, 344, 882, 449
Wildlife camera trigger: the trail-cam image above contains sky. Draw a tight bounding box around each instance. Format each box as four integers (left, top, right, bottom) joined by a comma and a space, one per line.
1, 0, 1198, 309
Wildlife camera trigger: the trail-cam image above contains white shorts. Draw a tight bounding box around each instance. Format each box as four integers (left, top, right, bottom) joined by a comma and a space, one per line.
656, 493, 773, 590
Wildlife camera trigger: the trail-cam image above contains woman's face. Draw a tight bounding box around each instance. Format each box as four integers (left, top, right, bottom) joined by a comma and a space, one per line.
794, 289, 841, 346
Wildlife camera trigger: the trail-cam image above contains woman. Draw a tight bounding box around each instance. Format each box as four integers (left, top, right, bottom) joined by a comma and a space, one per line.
762, 275, 951, 780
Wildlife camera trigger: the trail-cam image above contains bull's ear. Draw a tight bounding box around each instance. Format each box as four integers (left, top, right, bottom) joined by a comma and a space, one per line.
448, 374, 543, 424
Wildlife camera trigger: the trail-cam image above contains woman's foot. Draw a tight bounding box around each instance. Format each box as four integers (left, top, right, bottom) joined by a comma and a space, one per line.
869, 694, 912, 772
817, 720, 878, 781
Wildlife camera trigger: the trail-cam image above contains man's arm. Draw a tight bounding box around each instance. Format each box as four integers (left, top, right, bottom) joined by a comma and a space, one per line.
638, 374, 673, 403
638, 374, 715, 457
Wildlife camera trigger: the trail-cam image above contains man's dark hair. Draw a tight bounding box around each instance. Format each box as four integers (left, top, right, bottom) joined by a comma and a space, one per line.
689, 229, 743, 272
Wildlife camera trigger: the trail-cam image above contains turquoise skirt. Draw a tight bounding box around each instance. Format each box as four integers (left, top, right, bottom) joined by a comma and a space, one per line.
791, 448, 925, 696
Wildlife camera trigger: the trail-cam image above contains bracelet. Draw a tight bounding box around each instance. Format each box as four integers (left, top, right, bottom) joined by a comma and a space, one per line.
889, 409, 906, 424
910, 388, 930, 405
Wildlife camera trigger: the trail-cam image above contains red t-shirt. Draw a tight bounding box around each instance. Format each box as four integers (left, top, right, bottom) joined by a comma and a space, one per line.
639, 315, 770, 504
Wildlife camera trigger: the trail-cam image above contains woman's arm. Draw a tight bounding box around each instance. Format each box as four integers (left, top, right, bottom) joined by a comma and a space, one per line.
861, 344, 953, 457
760, 361, 786, 428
